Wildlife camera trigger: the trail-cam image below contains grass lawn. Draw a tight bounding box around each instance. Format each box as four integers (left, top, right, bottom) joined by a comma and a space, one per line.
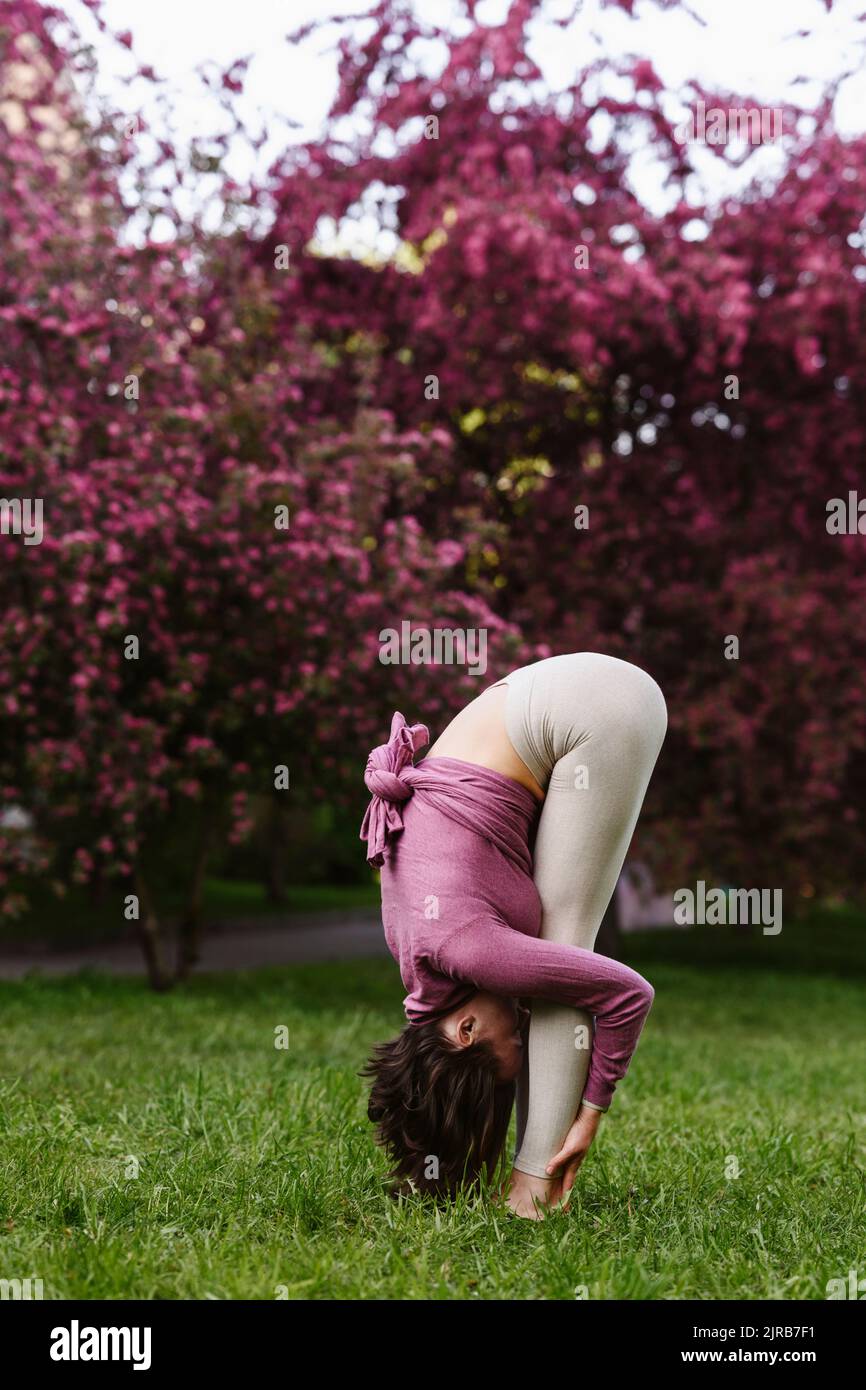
0, 911, 864, 1300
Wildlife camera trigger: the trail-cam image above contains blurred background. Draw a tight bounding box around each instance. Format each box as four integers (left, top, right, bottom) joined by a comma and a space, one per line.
2, 0, 865, 1304
1, 0, 864, 983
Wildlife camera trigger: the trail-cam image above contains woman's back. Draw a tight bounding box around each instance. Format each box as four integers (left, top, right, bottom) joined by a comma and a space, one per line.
379, 755, 542, 1022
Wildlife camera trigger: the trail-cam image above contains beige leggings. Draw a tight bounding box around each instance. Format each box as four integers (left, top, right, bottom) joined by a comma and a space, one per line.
492, 653, 668, 1179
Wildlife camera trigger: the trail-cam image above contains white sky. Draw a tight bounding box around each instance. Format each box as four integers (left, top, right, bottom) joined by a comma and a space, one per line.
58, 0, 866, 234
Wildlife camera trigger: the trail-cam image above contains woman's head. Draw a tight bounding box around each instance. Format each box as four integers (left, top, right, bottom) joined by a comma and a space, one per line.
361, 992, 526, 1197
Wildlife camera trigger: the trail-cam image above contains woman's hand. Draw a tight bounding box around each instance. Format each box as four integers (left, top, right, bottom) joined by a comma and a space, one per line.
544, 1104, 603, 1199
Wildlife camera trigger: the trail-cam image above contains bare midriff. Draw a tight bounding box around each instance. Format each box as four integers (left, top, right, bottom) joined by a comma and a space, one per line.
425, 682, 546, 802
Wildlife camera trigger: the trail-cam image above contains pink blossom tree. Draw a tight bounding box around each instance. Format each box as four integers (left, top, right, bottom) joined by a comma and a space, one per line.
3, 0, 865, 991
0, 1, 524, 985
269, 0, 866, 908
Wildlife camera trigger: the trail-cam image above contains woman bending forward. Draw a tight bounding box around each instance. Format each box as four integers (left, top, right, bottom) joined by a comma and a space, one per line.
359, 652, 667, 1219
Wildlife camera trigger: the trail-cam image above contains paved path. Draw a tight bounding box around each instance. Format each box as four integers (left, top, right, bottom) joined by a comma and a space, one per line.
0, 909, 387, 981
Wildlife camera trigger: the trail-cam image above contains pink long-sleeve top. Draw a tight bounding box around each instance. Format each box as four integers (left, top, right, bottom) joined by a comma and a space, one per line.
360, 713, 654, 1111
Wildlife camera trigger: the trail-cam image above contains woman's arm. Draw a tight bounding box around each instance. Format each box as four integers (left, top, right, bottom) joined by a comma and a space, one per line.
435, 916, 654, 1111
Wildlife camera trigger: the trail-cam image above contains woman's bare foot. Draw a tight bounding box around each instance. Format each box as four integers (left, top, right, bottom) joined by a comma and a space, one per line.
505, 1167, 562, 1220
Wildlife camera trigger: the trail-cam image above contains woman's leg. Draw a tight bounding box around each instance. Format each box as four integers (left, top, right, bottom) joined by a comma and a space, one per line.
497, 653, 668, 1180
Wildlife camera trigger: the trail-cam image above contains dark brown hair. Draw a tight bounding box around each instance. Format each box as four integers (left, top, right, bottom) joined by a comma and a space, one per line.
360, 1021, 514, 1198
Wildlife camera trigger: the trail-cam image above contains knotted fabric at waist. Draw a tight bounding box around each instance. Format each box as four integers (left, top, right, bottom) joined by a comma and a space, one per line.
360, 712, 429, 867
360, 713, 536, 872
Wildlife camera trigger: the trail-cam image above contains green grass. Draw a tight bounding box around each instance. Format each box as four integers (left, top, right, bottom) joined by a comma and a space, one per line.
0, 913, 864, 1299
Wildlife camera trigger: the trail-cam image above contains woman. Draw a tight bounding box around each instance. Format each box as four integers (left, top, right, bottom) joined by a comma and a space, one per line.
360, 652, 667, 1218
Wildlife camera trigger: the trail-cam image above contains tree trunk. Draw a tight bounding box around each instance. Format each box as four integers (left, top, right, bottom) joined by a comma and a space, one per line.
133, 867, 173, 991
175, 811, 213, 981
265, 797, 288, 905
88, 866, 106, 907
595, 884, 623, 959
